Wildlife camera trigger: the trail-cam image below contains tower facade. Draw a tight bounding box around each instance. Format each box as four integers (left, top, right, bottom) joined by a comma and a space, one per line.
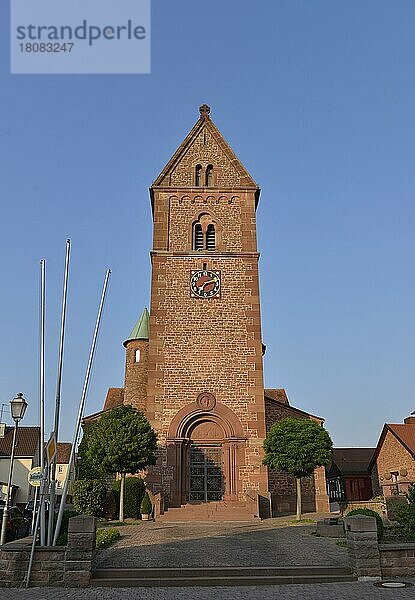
146, 105, 269, 507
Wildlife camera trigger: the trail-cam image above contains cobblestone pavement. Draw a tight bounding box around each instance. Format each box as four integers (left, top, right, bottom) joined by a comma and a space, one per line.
1, 582, 415, 600
93, 520, 349, 568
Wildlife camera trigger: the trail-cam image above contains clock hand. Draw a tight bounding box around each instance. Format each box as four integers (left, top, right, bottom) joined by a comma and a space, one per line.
198, 278, 217, 291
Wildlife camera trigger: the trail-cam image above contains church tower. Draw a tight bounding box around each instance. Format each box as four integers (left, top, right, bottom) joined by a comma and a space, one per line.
145, 105, 269, 509
84, 104, 331, 518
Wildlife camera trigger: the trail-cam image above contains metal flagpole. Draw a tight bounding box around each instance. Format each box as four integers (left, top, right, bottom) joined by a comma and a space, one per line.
39, 259, 46, 546
47, 239, 71, 546
30, 486, 39, 534
52, 269, 111, 546
25, 474, 47, 588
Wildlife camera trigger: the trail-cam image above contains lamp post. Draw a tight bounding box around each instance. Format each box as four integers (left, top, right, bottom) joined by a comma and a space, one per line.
0, 393, 28, 545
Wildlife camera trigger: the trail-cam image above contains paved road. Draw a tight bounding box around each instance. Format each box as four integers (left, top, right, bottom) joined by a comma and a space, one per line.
0, 582, 415, 600
93, 521, 349, 568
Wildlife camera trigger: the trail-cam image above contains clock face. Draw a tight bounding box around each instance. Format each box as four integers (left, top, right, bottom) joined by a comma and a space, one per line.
190, 270, 221, 298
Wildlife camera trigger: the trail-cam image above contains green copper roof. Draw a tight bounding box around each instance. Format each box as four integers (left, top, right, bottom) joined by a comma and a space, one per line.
123, 308, 149, 346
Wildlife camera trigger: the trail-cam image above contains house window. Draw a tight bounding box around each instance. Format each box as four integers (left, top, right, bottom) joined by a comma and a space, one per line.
57, 481, 62, 488
205, 164, 213, 187
135, 349, 141, 363
195, 164, 202, 187
58, 465, 63, 473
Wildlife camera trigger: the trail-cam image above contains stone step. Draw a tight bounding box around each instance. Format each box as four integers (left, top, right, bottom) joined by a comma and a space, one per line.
93, 566, 352, 579
158, 501, 255, 522
91, 566, 356, 587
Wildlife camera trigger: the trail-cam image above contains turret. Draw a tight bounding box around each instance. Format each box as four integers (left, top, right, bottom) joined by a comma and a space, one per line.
123, 308, 149, 412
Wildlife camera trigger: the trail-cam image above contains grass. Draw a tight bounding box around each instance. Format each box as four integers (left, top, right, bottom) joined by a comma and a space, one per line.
335, 539, 347, 547
99, 518, 143, 527
287, 518, 315, 525
96, 528, 121, 549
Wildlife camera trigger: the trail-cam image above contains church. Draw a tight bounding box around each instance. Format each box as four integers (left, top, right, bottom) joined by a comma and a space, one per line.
85, 105, 329, 520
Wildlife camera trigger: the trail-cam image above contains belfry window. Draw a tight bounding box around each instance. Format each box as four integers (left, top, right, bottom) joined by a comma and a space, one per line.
195, 164, 202, 187
193, 223, 204, 250
206, 164, 213, 187
206, 224, 216, 251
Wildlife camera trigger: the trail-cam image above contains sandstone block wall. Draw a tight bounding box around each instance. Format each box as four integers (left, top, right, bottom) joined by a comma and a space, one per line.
374, 430, 415, 496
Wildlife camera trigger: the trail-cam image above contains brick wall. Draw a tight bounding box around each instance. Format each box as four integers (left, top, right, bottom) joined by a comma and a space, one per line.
375, 429, 415, 497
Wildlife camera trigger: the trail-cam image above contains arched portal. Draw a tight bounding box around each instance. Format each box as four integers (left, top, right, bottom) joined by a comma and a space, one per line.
166, 401, 246, 507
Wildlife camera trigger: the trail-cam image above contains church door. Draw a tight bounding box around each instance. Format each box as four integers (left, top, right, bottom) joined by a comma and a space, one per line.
188, 444, 224, 502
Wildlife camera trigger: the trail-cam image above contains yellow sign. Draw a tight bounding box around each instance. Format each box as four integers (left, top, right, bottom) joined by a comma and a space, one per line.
46, 434, 57, 465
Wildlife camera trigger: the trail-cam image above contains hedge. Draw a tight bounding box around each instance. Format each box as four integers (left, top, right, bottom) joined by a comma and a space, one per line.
72, 479, 108, 517
112, 476, 145, 518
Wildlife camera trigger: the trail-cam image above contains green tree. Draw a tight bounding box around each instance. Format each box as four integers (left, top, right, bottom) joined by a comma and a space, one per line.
263, 418, 333, 520
77, 421, 107, 480
84, 405, 158, 521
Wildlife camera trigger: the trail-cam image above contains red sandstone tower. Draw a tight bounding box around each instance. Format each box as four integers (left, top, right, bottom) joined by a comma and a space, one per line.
145, 104, 269, 510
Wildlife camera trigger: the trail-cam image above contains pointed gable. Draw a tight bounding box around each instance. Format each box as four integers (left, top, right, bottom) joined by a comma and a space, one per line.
152, 104, 258, 190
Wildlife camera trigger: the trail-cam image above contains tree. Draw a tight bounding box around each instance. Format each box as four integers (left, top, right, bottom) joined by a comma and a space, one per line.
263, 417, 333, 520
83, 404, 158, 521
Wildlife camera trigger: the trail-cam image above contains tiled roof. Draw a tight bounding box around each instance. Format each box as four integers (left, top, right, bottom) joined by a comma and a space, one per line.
265, 389, 289, 405
332, 448, 375, 474
56, 442, 72, 464
103, 388, 124, 411
0, 426, 39, 458
388, 424, 415, 457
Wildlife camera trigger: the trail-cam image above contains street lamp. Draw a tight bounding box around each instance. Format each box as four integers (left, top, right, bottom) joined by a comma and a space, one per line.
0, 393, 28, 545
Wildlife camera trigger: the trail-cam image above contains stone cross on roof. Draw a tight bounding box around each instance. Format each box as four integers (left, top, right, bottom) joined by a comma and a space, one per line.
199, 104, 211, 118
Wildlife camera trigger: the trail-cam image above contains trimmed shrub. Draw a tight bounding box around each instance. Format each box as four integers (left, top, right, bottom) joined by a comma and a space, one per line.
72, 479, 108, 517
112, 476, 145, 519
386, 495, 408, 521
53, 510, 78, 546
96, 528, 121, 549
141, 491, 152, 515
346, 508, 384, 540
393, 503, 415, 541
407, 484, 415, 505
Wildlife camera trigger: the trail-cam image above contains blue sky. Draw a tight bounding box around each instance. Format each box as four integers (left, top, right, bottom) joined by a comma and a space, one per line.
1, 0, 415, 449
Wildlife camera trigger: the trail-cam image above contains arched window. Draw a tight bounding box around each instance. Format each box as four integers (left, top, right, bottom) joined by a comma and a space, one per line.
135, 349, 141, 363
193, 223, 204, 250
206, 164, 213, 187
195, 164, 202, 187
206, 224, 216, 251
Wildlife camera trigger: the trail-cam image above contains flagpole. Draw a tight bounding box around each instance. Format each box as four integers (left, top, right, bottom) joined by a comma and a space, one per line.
39, 259, 46, 546
52, 269, 111, 546
47, 240, 70, 546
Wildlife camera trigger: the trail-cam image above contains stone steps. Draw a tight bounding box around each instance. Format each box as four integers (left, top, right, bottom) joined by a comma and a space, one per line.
157, 501, 256, 522
91, 566, 356, 587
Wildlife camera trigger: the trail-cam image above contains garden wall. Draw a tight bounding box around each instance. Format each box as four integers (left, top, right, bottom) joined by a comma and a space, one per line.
0, 515, 96, 587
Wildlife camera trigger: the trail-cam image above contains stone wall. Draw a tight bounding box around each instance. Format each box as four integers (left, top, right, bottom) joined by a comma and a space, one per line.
0, 515, 96, 588
340, 500, 387, 521
379, 543, 415, 578
345, 515, 415, 579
